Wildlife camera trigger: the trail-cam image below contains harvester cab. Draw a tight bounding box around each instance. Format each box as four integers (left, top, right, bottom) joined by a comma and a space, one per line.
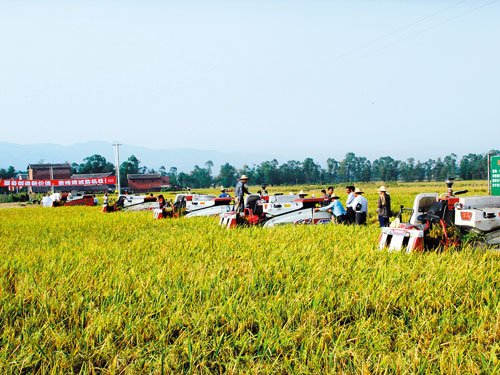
153, 193, 189, 219
379, 178, 500, 252
217, 193, 268, 228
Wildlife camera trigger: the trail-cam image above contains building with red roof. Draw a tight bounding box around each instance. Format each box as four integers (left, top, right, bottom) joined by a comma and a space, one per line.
127, 174, 170, 193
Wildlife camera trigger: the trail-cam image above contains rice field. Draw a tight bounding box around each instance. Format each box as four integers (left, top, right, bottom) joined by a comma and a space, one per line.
1, 181, 499, 374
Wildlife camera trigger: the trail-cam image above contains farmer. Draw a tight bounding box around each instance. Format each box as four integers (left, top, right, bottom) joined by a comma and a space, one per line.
320, 189, 329, 206
218, 186, 231, 198
327, 186, 334, 199
376, 186, 392, 227
234, 175, 250, 212
158, 194, 166, 208
314, 193, 347, 223
103, 192, 109, 205
352, 187, 368, 225
345, 185, 356, 224
41, 193, 53, 207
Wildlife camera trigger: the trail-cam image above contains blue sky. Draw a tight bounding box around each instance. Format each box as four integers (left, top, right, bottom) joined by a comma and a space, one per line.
1, 0, 498, 162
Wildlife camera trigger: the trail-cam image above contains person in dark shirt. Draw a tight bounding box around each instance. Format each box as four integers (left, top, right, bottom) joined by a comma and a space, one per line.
320, 189, 329, 206
345, 185, 356, 224
376, 186, 392, 227
158, 194, 166, 208
234, 175, 250, 212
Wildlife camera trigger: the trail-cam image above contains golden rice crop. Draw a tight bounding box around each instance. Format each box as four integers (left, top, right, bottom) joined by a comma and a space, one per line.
0, 181, 499, 374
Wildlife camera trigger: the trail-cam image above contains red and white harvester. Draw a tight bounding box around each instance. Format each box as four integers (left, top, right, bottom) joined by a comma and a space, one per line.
103, 195, 160, 212
219, 193, 332, 229
51, 192, 96, 207
153, 193, 233, 219
379, 178, 500, 252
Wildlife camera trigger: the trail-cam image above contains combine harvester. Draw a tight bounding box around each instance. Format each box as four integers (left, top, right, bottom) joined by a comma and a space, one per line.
153, 193, 233, 219
379, 178, 500, 252
50, 192, 96, 207
219, 193, 331, 228
103, 195, 160, 212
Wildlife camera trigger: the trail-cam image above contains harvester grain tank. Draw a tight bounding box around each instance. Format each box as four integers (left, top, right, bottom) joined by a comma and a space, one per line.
153, 193, 234, 219
51, 192, 96, 207
103, 195, 160, 212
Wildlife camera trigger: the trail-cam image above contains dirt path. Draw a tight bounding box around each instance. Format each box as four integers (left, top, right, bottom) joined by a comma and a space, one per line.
0, 202, 32, 209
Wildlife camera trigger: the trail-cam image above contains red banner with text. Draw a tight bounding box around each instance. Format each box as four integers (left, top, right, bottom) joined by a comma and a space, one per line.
0, 177, 116, 188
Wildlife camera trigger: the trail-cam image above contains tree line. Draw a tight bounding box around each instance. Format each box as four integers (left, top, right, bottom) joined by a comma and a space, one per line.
1, 151, 497, 189
69, 150, 500, 188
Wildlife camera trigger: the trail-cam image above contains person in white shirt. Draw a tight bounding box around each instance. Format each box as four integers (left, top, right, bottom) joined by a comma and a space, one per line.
41, 193, 53, 207
345, 185, 356, 224
352, 187, 368, 225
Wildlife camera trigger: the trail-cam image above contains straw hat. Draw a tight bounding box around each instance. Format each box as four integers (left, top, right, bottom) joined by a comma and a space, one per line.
330, 194, 340, 200
299, 190, 307, 195
355, 187, 364, 194
240, 175, 249, 180
220, 185, 226, 191
378, 186, 387, 192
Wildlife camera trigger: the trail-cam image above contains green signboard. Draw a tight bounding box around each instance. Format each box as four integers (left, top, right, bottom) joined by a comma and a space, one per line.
491, 155, 500, 196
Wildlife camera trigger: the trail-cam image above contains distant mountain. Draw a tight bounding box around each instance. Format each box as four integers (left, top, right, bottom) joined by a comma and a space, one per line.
0, 141, 280, 173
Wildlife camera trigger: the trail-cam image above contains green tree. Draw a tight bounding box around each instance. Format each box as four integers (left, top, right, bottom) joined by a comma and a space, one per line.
119, 155, 141, 188
302, 158, 321, 184
0, 166, 16, 179
415, 161, 426, 181
189, 165, 212, 188
169, 167, 178, 185
216, 163, 237, 188
372, 156, 399, 181
77, 154, 115, 174
459, 153, 488, 180
399, 158, 416, 182
279, 160, 303, 185
432, 158, 447, 181
326, 158, 339, 183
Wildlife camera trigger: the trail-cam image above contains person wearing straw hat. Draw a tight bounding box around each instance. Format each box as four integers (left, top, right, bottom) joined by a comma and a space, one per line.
218, 186, 231, 198
314, 193, 347, 224
352, 187, 368, 225
234, 175, 250, 212
376, 185, 391, 227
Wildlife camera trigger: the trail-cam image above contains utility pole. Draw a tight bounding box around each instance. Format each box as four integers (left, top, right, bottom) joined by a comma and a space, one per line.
113, 143, 122, 195
488, 153, 491, 196
50, 166, 54, 194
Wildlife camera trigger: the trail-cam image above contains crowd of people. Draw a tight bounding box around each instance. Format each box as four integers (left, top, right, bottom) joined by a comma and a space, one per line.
36, 174, 392, 227
230, 174, 392, 227
314, 185, 391, 226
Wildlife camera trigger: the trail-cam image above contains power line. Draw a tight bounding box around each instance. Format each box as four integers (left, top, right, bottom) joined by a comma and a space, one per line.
336, 0, 470, 60
339, 0, 499, 67
113, 143, 122, 195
